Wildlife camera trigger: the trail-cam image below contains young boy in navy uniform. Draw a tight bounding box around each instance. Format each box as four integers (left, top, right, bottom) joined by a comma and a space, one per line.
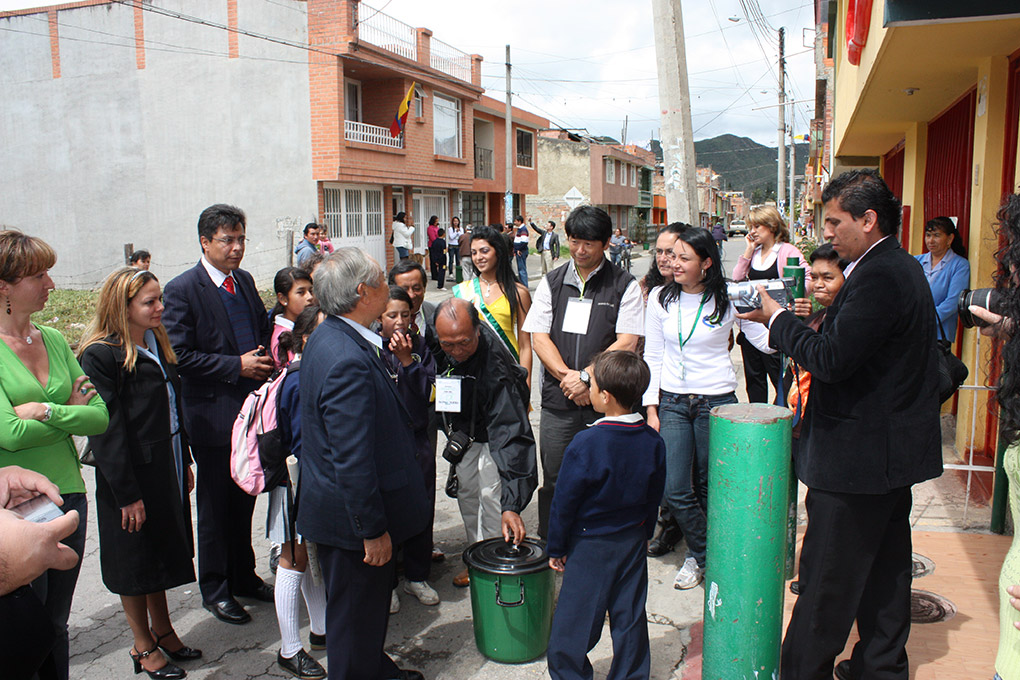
546, 350, 667, 680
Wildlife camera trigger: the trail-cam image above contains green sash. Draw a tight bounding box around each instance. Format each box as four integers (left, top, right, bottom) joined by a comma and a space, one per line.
453, 279, 520, 361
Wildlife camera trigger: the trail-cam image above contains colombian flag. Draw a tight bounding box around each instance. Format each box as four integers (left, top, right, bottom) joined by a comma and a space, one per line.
389, 82, 415, 138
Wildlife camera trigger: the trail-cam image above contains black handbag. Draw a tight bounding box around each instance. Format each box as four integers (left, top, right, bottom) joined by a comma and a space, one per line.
935, 317, 968, 404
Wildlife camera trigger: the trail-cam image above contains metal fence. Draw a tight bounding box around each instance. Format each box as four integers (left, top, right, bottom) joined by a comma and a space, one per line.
474, 146, 494, 179
356, 4, 417, 61
345, 120, 403, 149
430, 35, 472, 81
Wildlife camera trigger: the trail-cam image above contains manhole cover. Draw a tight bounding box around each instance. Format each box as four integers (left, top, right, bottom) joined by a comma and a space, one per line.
912, 553, 935, 579
911, 589, 956, 623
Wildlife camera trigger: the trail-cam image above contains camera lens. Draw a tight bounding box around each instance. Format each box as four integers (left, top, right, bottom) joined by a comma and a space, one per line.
957, 288, 1002, 328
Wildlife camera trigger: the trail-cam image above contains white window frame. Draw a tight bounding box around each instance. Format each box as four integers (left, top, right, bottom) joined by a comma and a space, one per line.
433, 93, 462, 157
631, 164, 637, 187
344, 79, 362, 122
413, 84, 425, 118
515, 128, 534, 168
605, 157, 615, 184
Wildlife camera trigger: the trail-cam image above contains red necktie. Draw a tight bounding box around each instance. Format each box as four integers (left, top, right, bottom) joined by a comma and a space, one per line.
223, 276, 235, 295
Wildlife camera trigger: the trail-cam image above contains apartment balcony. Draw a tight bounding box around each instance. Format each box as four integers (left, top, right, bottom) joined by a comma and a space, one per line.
516, 152, 533, 168
345, 120, 403, 149
638, 190, 653, 208
357, 4, 473, 83
474, 146, 494, 180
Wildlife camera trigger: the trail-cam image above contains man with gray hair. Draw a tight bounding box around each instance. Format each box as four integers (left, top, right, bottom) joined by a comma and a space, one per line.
296, 248, 429, 680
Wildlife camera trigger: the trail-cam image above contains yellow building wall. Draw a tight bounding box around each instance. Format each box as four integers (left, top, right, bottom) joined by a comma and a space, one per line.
832, 0, 891, 156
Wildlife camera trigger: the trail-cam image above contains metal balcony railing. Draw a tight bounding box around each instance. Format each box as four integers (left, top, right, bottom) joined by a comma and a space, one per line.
474, 146, 494, 179
516, 152, 533, 168
430, 36, 472, 82
638, 190, 653, 208
356, 4, 417, 62
345, 120, 403, 149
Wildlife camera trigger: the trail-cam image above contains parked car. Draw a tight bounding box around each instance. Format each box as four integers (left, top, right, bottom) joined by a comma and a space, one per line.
727, 221, 748, 237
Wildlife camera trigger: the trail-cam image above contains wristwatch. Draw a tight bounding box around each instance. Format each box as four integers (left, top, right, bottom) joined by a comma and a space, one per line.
578, 369, 591, 388
42, 404, 53, 422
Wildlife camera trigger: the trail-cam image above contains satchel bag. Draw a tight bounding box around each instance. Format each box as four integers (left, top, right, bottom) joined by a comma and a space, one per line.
935, 317, 968, 404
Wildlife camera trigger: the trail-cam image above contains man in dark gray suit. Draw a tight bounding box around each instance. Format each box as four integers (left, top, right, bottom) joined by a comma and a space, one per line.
298, 249, 428, 680
741, 169, 942, 680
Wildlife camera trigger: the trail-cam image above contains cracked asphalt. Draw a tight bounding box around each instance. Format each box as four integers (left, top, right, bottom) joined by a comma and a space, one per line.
67, 249, 710, 679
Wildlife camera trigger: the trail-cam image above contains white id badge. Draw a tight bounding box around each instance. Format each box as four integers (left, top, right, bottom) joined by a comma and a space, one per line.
435, 376, 463, 413
561, 298, 593, 335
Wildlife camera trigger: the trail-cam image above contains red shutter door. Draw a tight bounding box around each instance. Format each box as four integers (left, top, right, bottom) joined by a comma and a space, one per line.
924, 90, 976, 248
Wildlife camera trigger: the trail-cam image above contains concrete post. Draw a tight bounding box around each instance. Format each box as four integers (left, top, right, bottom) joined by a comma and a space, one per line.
704, 403, 792, 680
651, 0, 698, 226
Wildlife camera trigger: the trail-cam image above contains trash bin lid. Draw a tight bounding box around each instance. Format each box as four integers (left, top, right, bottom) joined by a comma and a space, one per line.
463, 537, 548, 575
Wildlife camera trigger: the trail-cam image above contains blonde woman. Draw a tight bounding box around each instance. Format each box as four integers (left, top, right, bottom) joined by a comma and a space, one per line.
731, 206, 810, 404
79, 268, 198, 679
0, 230, 109, 680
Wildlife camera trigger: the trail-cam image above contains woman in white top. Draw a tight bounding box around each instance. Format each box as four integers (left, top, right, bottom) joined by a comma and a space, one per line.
643, 226, 772, 591
391, 211, 415, 261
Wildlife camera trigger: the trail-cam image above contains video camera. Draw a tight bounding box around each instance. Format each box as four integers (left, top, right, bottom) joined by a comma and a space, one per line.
726, 277, 797, 314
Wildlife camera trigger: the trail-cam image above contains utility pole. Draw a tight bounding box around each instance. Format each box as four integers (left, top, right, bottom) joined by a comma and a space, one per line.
789, 109, 796, 225
652, 0, 699, 226
777, 27, 786, 210
622, 115, 629, 146
504, 44, 514, 225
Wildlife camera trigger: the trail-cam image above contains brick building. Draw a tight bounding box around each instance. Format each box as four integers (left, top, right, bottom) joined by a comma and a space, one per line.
0, 0, 546, 285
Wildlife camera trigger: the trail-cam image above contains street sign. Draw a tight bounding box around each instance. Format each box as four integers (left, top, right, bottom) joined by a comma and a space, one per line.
564, 187, 585, 210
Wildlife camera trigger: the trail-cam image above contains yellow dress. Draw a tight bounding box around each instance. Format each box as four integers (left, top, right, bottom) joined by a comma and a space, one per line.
997, 441, 1020, 678
452, 280, 519, 358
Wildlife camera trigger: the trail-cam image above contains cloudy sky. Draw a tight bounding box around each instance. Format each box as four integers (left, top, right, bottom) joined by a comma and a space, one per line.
0, 0, 818, 148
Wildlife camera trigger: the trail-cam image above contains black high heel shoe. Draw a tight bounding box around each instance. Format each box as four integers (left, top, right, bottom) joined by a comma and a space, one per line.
129, 645, 186, 679
151, 629, 202, 661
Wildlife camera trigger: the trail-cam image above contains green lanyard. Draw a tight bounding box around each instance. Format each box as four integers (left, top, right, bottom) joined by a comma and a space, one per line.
677, 295, 708, 351
574, 263, 588, 300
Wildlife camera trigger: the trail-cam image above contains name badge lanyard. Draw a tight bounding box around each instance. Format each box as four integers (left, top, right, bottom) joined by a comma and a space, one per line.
677, 295, 707, 381
440, 369, 479, 443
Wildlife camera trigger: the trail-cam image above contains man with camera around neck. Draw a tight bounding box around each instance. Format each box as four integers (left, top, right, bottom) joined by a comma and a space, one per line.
433, 298, 537, 586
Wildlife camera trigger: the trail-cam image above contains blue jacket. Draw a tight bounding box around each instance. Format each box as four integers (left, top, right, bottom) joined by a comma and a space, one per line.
915, 250, 970, 340
546, 419, 666, 558
296, 316, 429, 550
294, 239, 318, 265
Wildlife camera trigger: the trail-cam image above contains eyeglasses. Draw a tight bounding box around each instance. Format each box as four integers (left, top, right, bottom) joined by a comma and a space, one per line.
439, 337, 477, 350
210, 236, 246, 247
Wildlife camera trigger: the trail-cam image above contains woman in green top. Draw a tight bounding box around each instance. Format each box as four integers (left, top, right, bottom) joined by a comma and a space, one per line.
0, 230, 109, 680
452, 224, 533, 387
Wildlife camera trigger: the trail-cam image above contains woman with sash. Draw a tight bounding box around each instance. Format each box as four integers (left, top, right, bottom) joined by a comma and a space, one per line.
452, 224, 533, 386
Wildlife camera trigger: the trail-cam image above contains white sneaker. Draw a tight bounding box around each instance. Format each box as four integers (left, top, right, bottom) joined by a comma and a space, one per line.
389, 589, 400, 614
403, 580, 440, 606
673, 557, 704, 590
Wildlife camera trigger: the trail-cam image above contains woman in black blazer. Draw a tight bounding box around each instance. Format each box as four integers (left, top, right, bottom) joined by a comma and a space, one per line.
79, 268, 199, 680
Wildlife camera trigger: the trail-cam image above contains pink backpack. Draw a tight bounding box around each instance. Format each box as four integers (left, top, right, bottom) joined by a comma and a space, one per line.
230, 364, 297, 495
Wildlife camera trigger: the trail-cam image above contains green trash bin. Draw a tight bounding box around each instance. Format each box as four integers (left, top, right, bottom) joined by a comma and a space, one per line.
462, 537, 554, 663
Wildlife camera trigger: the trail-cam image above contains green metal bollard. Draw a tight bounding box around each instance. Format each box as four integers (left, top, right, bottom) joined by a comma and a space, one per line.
704, 403, 792, 680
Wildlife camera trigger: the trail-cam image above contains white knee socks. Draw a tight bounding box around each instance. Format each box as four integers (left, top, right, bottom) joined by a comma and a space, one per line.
301, 570, 327, 636
275, 566, 304, 658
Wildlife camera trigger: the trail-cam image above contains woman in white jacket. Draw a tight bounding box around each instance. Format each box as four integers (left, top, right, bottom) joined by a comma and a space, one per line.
392, 211, 415, 261
643, 226, 773, 591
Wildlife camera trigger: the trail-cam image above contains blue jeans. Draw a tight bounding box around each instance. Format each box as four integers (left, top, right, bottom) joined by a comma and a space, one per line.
395, 246, 409, 260
657, 391, 737, 568
31, 492, 87, 680
515, 250, 528, 285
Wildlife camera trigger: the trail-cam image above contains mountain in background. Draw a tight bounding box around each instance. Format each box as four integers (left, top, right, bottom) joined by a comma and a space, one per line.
693, 134, 809, 200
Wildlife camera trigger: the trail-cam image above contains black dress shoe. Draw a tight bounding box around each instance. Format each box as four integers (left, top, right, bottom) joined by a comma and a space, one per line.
203, 598, 251, 625
277, 650, 326, 679
833, 660, 854, 680
308, 632, 326, 651
130, 646, 186, 679
236, 582, 275, 603
647, 518, 684, 557
151, 629, 202, 661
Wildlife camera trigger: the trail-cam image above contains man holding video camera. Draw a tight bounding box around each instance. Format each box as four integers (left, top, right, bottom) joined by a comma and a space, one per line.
740, 169, 942, 680
433, 298, 537, 559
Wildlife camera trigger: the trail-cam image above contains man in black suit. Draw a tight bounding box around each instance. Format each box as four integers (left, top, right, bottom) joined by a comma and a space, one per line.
163, 204, 275, 625
741, 170, 942, 679
298, 248, 428, 680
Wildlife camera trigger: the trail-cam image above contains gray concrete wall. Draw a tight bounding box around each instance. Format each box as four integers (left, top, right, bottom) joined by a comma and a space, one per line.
533, 136, 591, 230
0, 0, 315, 288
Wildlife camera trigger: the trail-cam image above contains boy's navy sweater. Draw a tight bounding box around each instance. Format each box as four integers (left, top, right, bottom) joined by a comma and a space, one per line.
546, 419, 667, 558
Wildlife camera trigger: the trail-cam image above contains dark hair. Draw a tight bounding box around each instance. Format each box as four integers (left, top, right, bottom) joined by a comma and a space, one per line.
451, 216, 461, 227
924, 216, 967, 258
658, 226, 728, 323
469, 224, 522, 322
198, 204, 245, 242
993, 194, 1020, 442
436, 297, 481, 328
808, 242, 850, 270
387, 259, 427, 287
270, 266, 313, 322
429, 215, 439, 226
277, 305, 322, 364
388, 285, 412, 306
564, 205, 613, 244
821, 169, 901, 237
299, 251, 326, 275
395, 211, 406, 223
128, 250, 150, 264
591, 350, 649, 411
437, 228, 446, 238
642, 222, 688, 292
303, 222, 319, 236
514, 215, 524, 223
548, 220, 556, 228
